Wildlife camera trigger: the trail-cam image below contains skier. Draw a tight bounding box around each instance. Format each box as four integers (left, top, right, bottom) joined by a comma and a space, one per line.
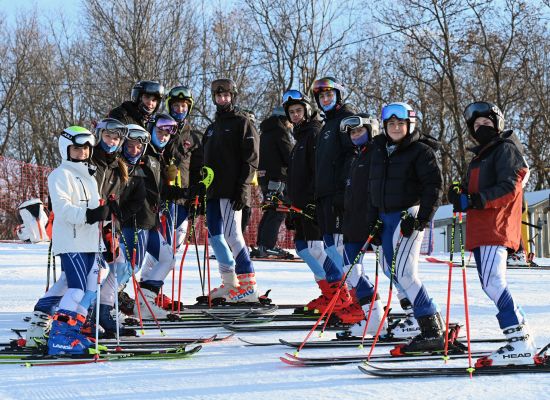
202, 78, 260, 303
136, 113, 195, 317
311, 77, 356, 312
45, 126, 110, 354
282, 89, 340, 314
252, 106, 294, 259
109, 80, 164, 127
335, 113, 388, 335
447, 101, 536, 366
366, 102, 444, 352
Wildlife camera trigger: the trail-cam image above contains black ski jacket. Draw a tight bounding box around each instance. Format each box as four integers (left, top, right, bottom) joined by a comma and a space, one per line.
108, 101, 151, 128
203, 109, 259, 204
258, 115, 293, 185
287, 114, 323, 209
366, 130, 442, 227
315, 104, 356, 200
91, 148, 125, 201
118, 162, 148, 229
343, 144, 374, 242
162, 122, 203, 189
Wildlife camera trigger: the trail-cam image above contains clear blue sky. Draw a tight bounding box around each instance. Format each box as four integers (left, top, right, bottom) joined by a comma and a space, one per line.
0, 0, 81, 24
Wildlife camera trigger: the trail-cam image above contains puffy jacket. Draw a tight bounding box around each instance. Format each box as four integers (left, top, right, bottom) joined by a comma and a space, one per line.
258, 115, 293, 184
203, 109, 259, 204
315, 104, 356, 199
367, 131, 442, 226
343, 144, 373, 242
48, 160, 105, 255
91, 147, 125, 201
287, 114, 323, 209
108, 101, 151, 128
465, 131, 528, 251
117, 162, 148, 229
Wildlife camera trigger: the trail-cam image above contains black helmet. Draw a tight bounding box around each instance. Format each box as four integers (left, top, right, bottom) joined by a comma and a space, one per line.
463, 101, 505, 135
131, 80, 164, 113
312, 77, 345, 109
211, 78, 238, 105
282, 89, 313, 121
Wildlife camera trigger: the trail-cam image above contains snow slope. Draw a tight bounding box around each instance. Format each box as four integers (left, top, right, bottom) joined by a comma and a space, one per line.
0, 242, 549, 400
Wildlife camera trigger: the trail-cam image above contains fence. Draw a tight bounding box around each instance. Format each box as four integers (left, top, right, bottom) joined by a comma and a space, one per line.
0, 156, 295, 248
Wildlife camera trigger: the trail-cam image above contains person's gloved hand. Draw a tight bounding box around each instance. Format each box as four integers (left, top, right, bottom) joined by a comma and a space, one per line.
163, 186, 190, 201
400, 214, 428, 238
108, 197, 122, 220
447, 182, 471, 212
102, 226, 120, 263
285, 214, 296, 231
189, 182, 207, 200
304, 203, 316, 220
166, 164, 178, 183
231, 186, 248, 211
86, 204, 110, 224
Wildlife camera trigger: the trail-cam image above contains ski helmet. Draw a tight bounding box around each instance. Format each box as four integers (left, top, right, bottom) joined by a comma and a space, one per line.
463, 101, 505, 135
211, 78, 238, 105
150, 113, 177, 149
58, 126, 96, 162
312, 77, 346, 109
340, 113, 380, 140
165, 85, 194, 121
123, 124, 150, 164
282, 89, 313, 121
95, 118, 128, 153
381, 102, 417, 135
131, 80, 164, 113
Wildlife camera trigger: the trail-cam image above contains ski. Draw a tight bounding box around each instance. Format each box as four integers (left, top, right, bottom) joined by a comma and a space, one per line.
0, 345, 202, 366
223, 323, 349, 332
358, 359, 550, 377
425, 257, 550, 271
280, 350, 492, 366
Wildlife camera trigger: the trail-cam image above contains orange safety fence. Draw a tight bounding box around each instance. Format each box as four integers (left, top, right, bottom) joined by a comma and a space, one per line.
0, 156, 295, 249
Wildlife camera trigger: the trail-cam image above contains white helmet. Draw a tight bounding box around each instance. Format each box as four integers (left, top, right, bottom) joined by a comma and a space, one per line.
58, 126, 95, 161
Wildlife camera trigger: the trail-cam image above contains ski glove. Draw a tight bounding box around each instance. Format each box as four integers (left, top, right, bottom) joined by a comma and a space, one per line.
285, 214, 296, 231
108, 197, 122, 220
304, 203, 316, 221
163, 186, 190, 201
86, 204, 110, 224
400, 215, 427, 238
368, 222, 383, 246
231, 186, 248, 211
166, 164, 179, 183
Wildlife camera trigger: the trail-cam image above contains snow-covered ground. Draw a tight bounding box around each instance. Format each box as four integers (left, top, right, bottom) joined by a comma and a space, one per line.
0, 242, 549, 400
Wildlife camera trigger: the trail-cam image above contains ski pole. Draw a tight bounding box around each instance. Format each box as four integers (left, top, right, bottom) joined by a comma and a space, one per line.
176, 212, 193, 314
360, 247, 380, 348
318, 221, 383, 336
458, 212, 474, 376
110, 206, 120, 347
46, 242, 52, 292
119, 227, 144, 335
367, 212, 407, 361
95, 198, 106, 357
294, 221, 382, 354
443, 212, 457, 362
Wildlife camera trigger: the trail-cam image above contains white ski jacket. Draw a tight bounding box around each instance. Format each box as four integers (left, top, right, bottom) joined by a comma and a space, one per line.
48, 160, 106, 255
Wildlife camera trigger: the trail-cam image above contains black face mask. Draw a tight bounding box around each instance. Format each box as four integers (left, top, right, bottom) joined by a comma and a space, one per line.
472, 125, 498, 146
216, 103, 233, 113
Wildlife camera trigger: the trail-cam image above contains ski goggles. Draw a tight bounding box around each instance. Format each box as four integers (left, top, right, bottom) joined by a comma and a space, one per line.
155, 123, 177, 135
127, 128, 151, 144
340, 116, 373, 133
168, 86, 193, 102
61, 132, 96, 147
381, 103, 415, 121
463, 101, 500, 123
211, 79, 236, 94
282, 90, 307, 104
312, 78, 345, 94
96, 118, 128, 139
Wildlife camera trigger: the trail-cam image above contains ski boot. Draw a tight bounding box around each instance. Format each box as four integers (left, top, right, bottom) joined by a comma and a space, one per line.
321, 281, 353, 314
98, 304, 137, 338
134, 285, 169, 319
475, 323, 537, 367
337, 297, 387, 340
393, 312, 445, 355
24, 310, 51, 348
387, 298, 420, 339
47, 310, 93, 355
154, 293, 183, 311
297, 280, 330, 315
265, 247, 294, 260
226, 273, 260, 303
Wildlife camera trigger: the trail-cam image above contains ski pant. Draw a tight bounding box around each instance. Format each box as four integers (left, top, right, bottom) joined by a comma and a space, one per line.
256, 208, 286, 249
473, 246, 525, 329
34, 252, 100, 316
379, 207, 437, 318
293, 215, 327, 281
316, 196, 344, 279
343, 242, 376, 302
207, 198, 254, 275
100, 228, 148, 307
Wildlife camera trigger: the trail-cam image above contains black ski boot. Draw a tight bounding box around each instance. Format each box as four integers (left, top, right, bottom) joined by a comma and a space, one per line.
397, 312, 445, 354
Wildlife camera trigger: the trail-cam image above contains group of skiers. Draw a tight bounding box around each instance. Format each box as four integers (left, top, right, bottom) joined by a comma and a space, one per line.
25, 75, 537, 367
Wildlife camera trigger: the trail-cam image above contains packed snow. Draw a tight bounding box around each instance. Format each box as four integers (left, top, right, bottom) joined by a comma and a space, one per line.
0, 242, 549, 400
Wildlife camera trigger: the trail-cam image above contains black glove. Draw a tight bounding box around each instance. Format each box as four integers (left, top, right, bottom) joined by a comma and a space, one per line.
332, 193, 345, 215
102, 226, 119, 263
447, 183, 469, 212
231, 186, 248, 211
304, 203, 316, 221
86, 204, 110, 224
368, 221, 383, 246
108, 198, 122, 220
163, 186, 190, 201
400, 214, 428, 238
189, 183, 207, 200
